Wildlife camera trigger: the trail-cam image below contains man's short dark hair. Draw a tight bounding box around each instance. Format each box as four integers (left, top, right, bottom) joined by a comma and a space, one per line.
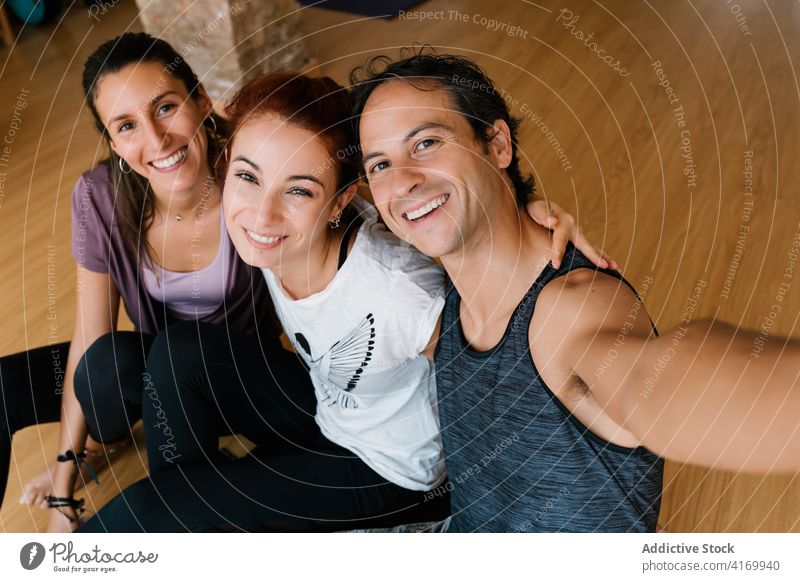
349, 50, 535, 206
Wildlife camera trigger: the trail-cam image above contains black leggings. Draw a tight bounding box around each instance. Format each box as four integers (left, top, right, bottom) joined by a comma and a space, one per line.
0, 333, 153, 506
79, 322, 450, 532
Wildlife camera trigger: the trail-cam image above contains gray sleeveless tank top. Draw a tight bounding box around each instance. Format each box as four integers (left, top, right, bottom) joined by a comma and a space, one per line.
434, 243, 663, 532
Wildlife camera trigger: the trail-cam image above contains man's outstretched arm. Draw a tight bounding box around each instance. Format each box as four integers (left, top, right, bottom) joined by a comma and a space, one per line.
540, 270, 800, 473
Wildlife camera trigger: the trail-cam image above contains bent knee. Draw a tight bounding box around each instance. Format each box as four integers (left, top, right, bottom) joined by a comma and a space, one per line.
74, 333, 145, 406
145, 322, 227, 381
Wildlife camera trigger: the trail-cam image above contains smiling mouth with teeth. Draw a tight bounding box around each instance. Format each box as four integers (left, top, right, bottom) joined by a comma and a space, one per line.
246, 229, 287, 245
404, 194, 450, 221
150, 146, 188, 170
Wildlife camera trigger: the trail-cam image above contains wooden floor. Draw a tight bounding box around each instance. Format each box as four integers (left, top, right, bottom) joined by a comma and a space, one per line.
1, 0, 799, 532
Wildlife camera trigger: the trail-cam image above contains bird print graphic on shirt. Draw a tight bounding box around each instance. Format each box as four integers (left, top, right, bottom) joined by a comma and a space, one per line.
294, 313, 376, 409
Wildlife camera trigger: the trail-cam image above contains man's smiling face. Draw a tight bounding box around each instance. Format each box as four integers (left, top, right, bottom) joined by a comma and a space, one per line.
359, 80, 513, 260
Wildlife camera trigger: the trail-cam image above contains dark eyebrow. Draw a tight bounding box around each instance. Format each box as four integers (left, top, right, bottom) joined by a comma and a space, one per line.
404, 122, 451, 141
287, 174, 324, 186
362, 122, 451, 167
232, 155, 261, 172
107, 91, 181, 126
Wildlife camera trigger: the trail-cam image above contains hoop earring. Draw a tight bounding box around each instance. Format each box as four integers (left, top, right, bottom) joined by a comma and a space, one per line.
329, 212, 342, 229
118, 157, 132, 175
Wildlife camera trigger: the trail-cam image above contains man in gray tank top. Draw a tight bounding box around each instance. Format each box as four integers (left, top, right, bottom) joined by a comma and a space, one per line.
351, 52, 800, 532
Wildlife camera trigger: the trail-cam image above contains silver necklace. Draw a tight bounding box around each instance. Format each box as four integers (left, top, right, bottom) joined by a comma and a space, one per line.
172, 183, 217, 221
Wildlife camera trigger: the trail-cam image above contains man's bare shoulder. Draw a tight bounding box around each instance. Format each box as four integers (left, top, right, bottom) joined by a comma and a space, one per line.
530, 268, 649, 358
529, 269, 648, 447
535, 268, 632, 313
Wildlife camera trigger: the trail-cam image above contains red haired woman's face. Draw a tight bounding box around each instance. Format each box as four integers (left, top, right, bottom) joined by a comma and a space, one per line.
223, 114, 347, 274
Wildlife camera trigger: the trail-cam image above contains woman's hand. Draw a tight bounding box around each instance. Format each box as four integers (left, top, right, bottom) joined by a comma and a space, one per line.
527, 199, 619, 271
45, 461, 82, 532
47, 506, 81, 533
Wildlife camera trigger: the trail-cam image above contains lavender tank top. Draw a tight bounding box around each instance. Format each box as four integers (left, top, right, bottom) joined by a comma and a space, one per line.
141, 208, 228, 319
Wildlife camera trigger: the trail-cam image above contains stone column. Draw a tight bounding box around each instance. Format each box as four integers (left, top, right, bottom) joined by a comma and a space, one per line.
134, 0, 309, 99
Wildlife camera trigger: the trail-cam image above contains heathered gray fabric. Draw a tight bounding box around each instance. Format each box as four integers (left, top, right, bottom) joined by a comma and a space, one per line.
434, 244, 663, 532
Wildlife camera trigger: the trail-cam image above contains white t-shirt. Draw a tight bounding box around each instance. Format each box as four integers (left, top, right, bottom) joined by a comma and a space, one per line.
261, 197, 446, 491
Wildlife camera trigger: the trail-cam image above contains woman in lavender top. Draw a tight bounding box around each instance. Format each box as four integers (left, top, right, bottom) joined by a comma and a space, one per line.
0, 32, 282, 531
